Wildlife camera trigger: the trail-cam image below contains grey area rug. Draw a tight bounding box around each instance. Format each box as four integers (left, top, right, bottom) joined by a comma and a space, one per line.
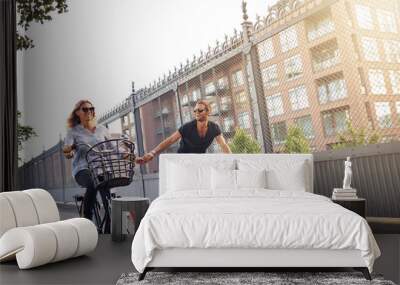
116, 272, 396, 285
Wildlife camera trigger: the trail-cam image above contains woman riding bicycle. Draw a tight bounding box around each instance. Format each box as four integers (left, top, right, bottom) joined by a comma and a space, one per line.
63, 99, 119, 223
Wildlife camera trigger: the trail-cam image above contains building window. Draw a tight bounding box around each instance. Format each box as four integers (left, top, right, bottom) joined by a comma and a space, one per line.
232, 70, 244, 87
284, 55, 303, 80
311, 40, 340, 72
374, 102, 392, 128
307, 15, 335, 41
279, 26, 298, 53
261, 65, 279, 89
288, 85, 309, 111
361, 37, 380, 61
181, 94, 189, 105
192, 89, 201, 101
368, 69, 387, 95
365, 102, 374, 129
377, 9, 397, 33
257, 38, 274, 62
217, 77, 228, 90
236, 91, 248, 104
221, 96, 231, 105
182, 112, 191, 123
355, 4, 373, 30
128, 112, 134, 124
223, 117, 235, 132
318, 77, 347, 104
210, 102, 218, 115
389, 70, 400, 95
295, 115, 315, 138
238, 112, 251, 129
322, 108, 349, 136
246, 62, 252, 79
205, 82, 216, 95
271, 121, 287, 145
266, 93, 284, 117
161, 107, 170, 115
220, 96, 232, 112
122, 115, 128, 126
384, 40, 400, 63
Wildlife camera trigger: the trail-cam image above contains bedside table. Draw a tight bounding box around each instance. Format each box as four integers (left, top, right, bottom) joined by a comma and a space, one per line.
332, 198, 366, 218
111, 197, 150, 242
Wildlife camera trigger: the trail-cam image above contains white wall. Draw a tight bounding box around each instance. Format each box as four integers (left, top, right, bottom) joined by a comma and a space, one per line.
18, 0, 270, 162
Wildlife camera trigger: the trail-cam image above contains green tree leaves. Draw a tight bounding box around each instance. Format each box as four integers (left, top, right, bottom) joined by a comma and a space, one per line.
333, 121, 380, 149
228, 128, 261, 153
17, 111, 37, 161
283, 126, 310, 154
16, 0, 69, 50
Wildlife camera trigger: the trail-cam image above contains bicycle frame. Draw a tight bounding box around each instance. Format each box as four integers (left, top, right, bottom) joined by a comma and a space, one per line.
71, 139, 135, 234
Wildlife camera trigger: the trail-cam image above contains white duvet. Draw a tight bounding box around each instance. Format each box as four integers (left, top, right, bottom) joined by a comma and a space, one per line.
131, 190, 380, 273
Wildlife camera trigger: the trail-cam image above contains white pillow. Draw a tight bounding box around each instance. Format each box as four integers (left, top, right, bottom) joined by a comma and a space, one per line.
167, 162, 210, 191
265, 162, 306, 191
237, 159, 307, 191
236, 169, 267, 189
167, 159, 236, 192
211, 168, 236, 191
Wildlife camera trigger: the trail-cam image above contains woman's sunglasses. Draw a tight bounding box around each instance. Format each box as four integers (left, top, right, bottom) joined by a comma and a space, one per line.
193, 108, 206, 113
81, 107, 95, 113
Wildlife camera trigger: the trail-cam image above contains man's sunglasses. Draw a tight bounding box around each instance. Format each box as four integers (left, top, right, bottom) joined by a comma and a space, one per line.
81, 107, 95, 113
193, 108, 206, 113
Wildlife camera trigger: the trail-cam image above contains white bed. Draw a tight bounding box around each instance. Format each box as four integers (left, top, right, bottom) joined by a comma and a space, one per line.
131, 154, 380, 280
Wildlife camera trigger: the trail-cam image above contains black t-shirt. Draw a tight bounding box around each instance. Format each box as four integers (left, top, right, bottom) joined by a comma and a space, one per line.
177, 120, 221, 153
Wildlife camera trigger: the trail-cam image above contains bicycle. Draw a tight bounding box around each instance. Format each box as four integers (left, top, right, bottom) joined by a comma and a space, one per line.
71, 138, 136, 234
73, 190, 121, 234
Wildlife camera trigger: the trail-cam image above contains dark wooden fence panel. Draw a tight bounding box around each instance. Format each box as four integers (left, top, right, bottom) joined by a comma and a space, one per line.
314, 142, 400, 217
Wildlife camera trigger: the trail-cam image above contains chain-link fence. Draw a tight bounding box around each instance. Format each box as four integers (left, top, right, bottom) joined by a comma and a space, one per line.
20, 0, 400, 179
131, 0, 400, 174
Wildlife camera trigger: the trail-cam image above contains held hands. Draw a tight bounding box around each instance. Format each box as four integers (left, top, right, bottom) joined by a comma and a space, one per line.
135, 151, 155, 165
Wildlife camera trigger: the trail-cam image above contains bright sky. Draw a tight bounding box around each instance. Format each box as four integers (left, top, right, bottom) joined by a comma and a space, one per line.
20, 0, 276, 160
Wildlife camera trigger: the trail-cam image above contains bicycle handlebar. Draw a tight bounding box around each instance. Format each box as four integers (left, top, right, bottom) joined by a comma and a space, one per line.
71, 139, 135, 156
71, 143, 92, 150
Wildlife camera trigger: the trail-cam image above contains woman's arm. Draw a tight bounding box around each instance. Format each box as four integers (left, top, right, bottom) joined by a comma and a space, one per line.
139, 131, 182, 163
63, 130, 75, 159
215, 134, 232, 153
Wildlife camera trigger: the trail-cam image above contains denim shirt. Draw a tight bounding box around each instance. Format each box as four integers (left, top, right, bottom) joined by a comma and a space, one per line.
64, 124, 110, 177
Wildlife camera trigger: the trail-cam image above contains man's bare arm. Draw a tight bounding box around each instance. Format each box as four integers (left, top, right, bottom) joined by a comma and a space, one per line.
151, 131, 181, 155
215, 134, 232, 153
137, 131, 182, 164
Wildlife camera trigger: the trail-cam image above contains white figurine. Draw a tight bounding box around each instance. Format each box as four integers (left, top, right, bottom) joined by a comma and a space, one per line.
343, 156, 352, 189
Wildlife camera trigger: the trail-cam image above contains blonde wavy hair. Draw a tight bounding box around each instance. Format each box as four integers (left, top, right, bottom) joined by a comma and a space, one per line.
67, 100, 95, 128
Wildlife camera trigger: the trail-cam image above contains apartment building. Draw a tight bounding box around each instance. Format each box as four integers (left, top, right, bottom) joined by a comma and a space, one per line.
98, 0, 400, 173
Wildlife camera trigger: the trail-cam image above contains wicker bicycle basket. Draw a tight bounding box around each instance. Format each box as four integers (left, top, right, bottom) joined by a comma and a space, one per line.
85, 139, 135, 189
